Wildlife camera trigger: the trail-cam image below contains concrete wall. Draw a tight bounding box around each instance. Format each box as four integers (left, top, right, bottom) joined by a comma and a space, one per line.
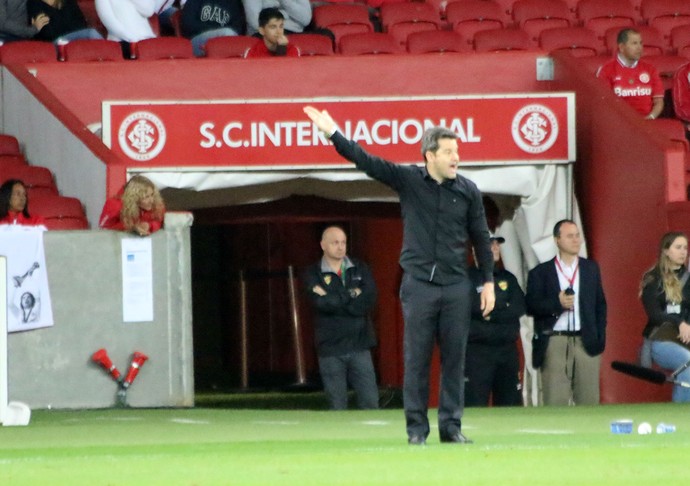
8, 212, 194, 409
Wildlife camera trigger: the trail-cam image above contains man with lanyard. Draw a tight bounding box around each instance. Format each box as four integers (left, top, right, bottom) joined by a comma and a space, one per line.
303, 225, 379, 410
596, 27, 664, 120
303, 106, 495, 445
526, 219, 607, 405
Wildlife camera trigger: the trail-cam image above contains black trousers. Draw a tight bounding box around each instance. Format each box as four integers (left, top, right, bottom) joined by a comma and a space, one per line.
400, 273, 472, 439
465, 341, 522, 407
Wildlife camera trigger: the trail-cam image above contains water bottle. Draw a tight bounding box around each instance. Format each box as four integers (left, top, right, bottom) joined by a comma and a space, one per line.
656, 423, 676, 434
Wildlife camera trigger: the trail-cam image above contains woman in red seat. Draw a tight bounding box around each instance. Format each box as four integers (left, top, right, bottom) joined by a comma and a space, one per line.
99, 175, 165, 236
0, 179, 46, 227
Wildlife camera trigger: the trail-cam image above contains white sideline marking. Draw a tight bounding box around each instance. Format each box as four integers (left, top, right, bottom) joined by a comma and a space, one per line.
170, 418, 210, 425
252, 420, 300, 425
360, 420, 390, 426
516, 428, 574, 435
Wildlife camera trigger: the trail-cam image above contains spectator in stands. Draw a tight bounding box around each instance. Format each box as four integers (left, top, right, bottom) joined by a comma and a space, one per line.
158, 0, 183, 36
245, 7, 298, 58
99, 175, 165, 236
0, 179, 46, 227
302, 225, 380, 410
0, 0, 50, 42
180, 0, 245, 57
673, 62, 690, 132
95, 0, 157, 44
242, 0, 310, 37
27, 0, 103, 43
596, 28, 664, 120
640, 232, 690, 403
465, 234, 525, 407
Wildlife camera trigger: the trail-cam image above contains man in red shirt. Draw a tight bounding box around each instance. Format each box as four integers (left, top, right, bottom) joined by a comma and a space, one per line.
597, 28, 664, 120
245, 7, 299, 58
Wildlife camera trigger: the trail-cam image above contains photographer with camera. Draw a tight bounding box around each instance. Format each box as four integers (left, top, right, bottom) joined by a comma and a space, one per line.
526, 219, 607, 405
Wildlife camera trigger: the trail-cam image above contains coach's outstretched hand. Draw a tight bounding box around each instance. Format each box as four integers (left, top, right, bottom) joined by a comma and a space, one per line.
304, 106, 336, 136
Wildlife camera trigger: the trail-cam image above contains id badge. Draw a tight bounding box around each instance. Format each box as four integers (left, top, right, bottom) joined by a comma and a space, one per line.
667, 303, 681, 314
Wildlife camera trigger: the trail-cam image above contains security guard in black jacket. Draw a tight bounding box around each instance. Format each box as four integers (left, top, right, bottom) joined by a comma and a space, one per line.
465, 235, 526, 407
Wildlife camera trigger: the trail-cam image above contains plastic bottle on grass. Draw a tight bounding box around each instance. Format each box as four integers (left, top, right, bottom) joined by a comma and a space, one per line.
656, 423, 676, 434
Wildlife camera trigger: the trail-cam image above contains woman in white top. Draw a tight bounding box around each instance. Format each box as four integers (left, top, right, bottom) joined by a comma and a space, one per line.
95, 0, 166, 42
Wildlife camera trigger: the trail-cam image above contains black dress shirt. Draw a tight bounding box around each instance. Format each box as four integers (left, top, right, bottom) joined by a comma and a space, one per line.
330, 131, 493, 285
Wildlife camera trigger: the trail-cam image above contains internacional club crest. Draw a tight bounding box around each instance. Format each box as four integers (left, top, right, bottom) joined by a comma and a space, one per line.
118, 111, 167, 162
511, 104, 559, 154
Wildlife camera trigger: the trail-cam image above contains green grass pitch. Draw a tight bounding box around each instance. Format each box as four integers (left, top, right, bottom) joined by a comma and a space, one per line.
1, 402, 689, 485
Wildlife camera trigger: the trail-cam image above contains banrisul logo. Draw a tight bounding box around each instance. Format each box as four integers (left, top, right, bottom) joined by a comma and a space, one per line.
118, 111, 166, 161
511, 104, 558, 154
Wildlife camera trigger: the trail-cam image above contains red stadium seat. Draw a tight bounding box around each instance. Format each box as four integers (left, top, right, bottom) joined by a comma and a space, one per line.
539, 27, 602, 57
339, 32, 403, 55
578, 55, 612, 74
203, 36, 259, 58
641, 0, 690, 46
0, 165, 58, 198
62, 39, 123, 62
0, 41, 57, 64
132, 37, 194, 60
490, 0, 519, 25
604, 25, 667, 56
30, 194, 89, 230
290, 34, 334, 56
447, 0, 505, 50
577, 0, 636, 42
313, 4, 374, 48
652, 118, 690, 153
474, 27, 533, 52
671, 25, 690, 57
0, 155, 27, 171
512, 0, 572, 44
406, 30, 469, 54
642, 54, 688, 89
0, 134, 21, 156
380, 2, 441, 47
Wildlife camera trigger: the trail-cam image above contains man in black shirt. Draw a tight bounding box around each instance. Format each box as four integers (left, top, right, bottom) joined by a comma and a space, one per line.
304, 106, 495, 445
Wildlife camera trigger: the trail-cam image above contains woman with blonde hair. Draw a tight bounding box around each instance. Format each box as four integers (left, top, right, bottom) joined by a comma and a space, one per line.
640, 231, 690, 402
99, 175, 165, 236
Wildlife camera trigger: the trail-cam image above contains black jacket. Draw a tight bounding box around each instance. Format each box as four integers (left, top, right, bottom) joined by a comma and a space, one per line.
526, 257, 607, 368
469, 267, 525, 345
641, 268, 690, 338
302, 257, 377, 357
27, 0, 87, 41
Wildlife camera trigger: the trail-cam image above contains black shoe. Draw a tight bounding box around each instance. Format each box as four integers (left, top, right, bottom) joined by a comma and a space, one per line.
440, 432, 473, 444
408, 435, 427, 445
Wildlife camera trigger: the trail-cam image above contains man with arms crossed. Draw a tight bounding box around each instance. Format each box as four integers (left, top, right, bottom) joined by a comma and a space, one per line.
303, 106, 495, 445
303, 225, 379, 410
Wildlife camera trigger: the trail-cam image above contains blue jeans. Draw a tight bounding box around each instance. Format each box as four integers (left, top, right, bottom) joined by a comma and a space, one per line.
651, 340, 690, 402
318, 350, 379, 410
55, 28, 103, 43
190, 28, 238, 57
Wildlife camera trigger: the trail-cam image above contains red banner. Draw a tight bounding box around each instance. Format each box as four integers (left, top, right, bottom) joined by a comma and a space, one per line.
102, 94, 575, 168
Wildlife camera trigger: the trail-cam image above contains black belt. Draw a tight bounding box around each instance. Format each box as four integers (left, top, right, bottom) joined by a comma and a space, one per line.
547, 330, 581, 336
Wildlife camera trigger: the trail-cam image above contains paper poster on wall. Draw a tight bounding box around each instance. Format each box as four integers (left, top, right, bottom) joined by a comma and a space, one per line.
121, 238, 153, 322
0, 226, 53, 333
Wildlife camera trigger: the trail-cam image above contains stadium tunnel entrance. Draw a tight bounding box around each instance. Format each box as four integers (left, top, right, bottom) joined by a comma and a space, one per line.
149, 164, 577, 401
